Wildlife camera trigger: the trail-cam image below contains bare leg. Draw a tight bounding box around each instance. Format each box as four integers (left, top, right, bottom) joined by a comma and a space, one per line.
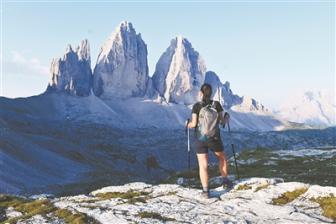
196, 153, 209, 189
214, 151, 228, 177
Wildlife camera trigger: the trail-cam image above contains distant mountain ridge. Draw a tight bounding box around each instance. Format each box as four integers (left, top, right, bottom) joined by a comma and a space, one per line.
275, 90, 335, 127
5, 20, 330, 130
44, 21, 271, 114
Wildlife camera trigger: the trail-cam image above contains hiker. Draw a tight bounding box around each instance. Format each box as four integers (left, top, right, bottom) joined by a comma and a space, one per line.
187, 83, 233, 198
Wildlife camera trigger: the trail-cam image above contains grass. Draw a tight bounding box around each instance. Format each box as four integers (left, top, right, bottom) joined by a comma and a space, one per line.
272, 188, 308, 205
166, 191, 177, 196
137, 211, 175, 222
165, 145, 335, 194
0, 195, 55, 224
311, 194, 336, 221
237, 147, 273, 161
229, 147, 336, 187
255, 184, 270, 192
0, 194, 98, 224
0, 194, 27, 208
236, 184, 252, 191
54, 208, 98, 224
95, 190, 150, 204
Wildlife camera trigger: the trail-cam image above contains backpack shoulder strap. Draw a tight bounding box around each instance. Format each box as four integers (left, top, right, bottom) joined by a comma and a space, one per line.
211, 100, 216, 107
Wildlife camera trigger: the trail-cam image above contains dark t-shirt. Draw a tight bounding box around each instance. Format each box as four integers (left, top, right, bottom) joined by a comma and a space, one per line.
192, 100, 224, 140
192, 100, 223, 116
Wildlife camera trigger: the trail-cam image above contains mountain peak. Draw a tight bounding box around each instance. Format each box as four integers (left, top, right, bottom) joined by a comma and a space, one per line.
277, 89, 335, 127
46, 39, 92, 96
93, 21, 149, 98
65, 44, 74, 53
176, 35, 187, 43
170, 35, 192, 50
223, 81, 230, 90
119, 20, 133, 29
152, 36, 206, 105
76, 39, 90, 62
115, 20, 135, 35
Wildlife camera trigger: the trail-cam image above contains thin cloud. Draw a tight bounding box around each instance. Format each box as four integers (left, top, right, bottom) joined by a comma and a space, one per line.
11, 51, 49, 76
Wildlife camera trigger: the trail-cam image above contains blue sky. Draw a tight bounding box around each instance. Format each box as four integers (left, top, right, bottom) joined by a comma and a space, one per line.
1, 0, 334, 109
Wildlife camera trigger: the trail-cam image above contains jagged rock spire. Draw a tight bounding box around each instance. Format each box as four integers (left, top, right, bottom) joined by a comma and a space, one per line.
152, 36, 206, 105
93, 21, 149, 98
47, 39, 92, 96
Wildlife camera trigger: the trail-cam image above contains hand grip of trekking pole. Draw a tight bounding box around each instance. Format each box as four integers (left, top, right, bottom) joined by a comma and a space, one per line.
223, 112, 230, 128
185, 119, 190, 134
185, 119, 191, 172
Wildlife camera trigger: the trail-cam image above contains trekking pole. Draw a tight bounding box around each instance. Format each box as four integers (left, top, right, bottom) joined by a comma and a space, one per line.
185, 119, 191, 188
217, 85, 221, 103
185, 119, 191, 171
227, 120, 240, 180
218, 84, 239, 179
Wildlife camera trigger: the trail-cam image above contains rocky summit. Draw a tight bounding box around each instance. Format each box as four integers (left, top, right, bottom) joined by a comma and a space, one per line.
152, 36, 206, 105
47, 39, 92, 96
93, 21, 149, 98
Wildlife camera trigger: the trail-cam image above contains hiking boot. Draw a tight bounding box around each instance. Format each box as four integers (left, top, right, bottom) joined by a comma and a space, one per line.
222, 177, 234, 189
201, 190, 210, 199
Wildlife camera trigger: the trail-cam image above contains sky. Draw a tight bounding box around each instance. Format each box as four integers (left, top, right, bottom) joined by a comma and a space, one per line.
1, 0, 335, 109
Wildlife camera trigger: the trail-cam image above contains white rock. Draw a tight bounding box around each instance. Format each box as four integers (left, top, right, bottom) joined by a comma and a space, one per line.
6, 207, 22, 218
93, 21, 149, 98
176, 177, 184, 185
47, 39, 92, 96
152, 36, 206, 105
303, 185, 336, 198
15, 178, 335, 223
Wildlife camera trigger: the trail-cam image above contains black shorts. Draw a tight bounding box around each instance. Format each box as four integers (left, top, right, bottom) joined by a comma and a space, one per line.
195, 136, 224, 154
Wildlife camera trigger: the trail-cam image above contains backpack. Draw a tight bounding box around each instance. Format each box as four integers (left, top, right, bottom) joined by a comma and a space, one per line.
197, 101, 219, 142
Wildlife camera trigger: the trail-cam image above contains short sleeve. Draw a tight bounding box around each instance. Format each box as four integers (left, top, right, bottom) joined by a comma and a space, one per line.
215, 101, 223, 112
192, 103, 201, 114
